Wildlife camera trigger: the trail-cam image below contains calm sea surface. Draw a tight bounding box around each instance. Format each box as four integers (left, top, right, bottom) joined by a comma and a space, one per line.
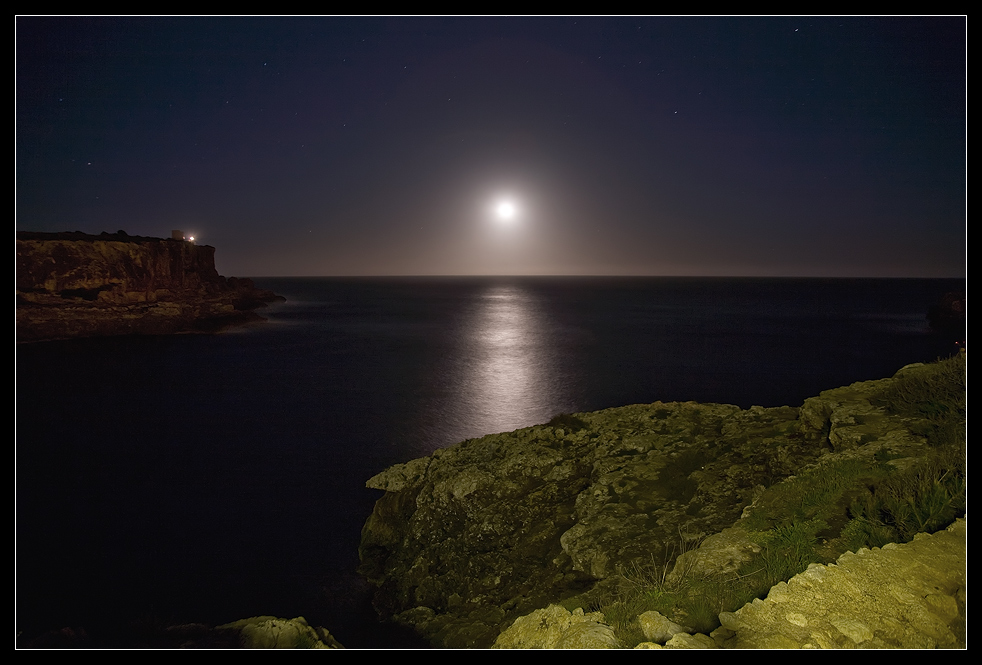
16, 277, 963, 646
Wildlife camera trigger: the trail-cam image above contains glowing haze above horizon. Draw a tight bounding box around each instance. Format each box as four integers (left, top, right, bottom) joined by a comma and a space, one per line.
17, 17, 965, 278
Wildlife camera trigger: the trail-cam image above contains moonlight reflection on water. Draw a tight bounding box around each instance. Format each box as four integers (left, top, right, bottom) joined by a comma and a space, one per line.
443, 282, 570, 439
15, 276, 962, 645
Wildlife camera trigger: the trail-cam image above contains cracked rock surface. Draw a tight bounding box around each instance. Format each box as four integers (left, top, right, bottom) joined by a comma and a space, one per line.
712, 518, 965, 648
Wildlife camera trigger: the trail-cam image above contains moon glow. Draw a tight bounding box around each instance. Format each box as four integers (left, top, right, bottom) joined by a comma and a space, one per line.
495, 200, 518, 223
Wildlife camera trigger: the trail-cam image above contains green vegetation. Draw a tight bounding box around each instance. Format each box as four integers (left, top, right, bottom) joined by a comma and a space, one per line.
880, 351, 965, 418
878, 350, 966, 449
578, 532, 703, 645
742, 457, 875, 533
844, 352, 967, 548
742, 353, 965, 554
580, 530, 753, 644
744, 519, 822, 591
585, 353, 965, 647
842, 449, 966, 549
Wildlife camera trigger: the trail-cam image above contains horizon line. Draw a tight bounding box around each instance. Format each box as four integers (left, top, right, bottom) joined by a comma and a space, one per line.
240, 274, 967, 280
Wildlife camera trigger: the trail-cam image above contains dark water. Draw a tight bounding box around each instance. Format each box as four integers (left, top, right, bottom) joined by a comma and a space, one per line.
15, 277, 963, 646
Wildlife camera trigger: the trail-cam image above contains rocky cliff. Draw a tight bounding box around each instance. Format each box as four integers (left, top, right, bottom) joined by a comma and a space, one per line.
16, 231, 284, 342
359, 354, 966, 648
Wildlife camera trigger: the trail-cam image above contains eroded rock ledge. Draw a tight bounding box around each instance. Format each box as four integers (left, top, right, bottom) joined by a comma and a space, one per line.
711, 518, 965, 649
491, 519, 965, 648
16, 231, 284, 342
359, 358, 965, 648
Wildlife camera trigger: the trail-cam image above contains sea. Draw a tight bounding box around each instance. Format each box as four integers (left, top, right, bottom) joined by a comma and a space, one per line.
15, 276, 964, 647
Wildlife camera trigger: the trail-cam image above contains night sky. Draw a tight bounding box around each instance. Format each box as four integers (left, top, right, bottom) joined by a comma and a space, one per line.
17, 17, 965, 278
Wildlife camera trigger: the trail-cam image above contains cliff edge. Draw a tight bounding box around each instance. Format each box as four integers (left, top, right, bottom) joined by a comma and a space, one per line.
359, 354, 965, 648
16, 231, 284, 343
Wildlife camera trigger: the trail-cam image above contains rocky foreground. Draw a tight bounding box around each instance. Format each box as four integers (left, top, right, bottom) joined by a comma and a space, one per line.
712, 518, 965, 649
16, 231, 284, 343
19, 357, 964, 649
359, 355, 966, 648
493, 518, 965, 648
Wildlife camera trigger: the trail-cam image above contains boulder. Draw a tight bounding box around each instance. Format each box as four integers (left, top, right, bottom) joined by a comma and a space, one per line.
638, 610, 689, 644
216, 616, 343, 649
493, 605, 620, 649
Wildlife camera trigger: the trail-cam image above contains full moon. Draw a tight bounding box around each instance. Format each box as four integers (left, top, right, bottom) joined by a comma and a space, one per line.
495, 200, 517, 221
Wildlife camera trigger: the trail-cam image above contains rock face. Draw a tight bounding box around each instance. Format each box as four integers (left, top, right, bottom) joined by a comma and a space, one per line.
16, 231, 284, 342
214, 616, 343, 649
638, 610, 689, 644
712, 518, 966, 648
356, 402, 816, 647
494, 519, 966, 650
492, 605, 621, 649
358, 357, 965, 648
359, 401, 809, 647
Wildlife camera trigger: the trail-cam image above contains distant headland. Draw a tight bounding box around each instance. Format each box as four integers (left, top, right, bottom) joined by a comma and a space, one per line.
16, 230, 284, 343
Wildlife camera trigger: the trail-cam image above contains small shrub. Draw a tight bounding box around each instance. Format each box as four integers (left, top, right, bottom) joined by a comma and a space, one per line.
735, 518, 822, 601
744, 457, 873, 531
837, 449, 965, 551
880, 352, 965, 426
587, 530, 704, 646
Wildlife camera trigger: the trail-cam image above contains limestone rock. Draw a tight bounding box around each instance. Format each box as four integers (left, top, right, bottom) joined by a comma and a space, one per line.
493, 605, 620, 649
215, 616, 343, 649
359, 358, 963, 648
366, 457, 432, 492
712, 518, 966, 648
359, 400, 823, 646
638, 610, 689, 644
667, 526, 760, 584
665, 632, 717, 648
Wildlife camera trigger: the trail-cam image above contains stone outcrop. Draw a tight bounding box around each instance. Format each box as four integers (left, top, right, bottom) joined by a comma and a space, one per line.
359, 358, 965, 648
494, 519, 965, 649
16, 231, 284, 342
638, 610, 689, 644
712, 518, 965, 648
492, 605, 621, 649
360, 401, 808, 647
214, 616, 343, 649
